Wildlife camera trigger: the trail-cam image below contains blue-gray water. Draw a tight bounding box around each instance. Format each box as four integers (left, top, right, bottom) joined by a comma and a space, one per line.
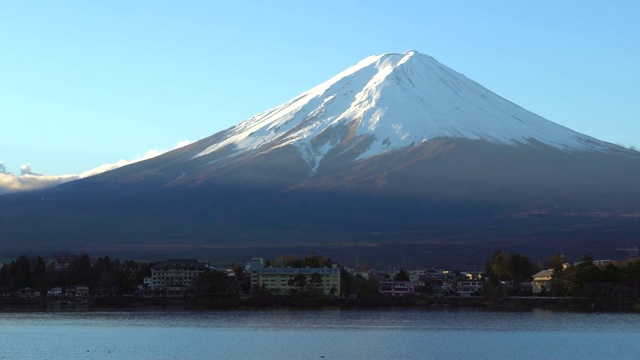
1, 308, 639, 359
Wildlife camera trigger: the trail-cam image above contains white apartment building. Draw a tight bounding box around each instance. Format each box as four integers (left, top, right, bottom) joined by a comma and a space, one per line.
456, 280, 484, 297
250, 259, 340, 296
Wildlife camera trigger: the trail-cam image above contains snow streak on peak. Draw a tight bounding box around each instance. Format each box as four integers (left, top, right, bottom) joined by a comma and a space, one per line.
196, 50, 615, 170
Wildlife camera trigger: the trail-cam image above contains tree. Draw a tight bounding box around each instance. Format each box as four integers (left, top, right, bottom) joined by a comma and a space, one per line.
542, 253, 567, 270
31, 256, 48, 292
287, 274, 307, 291
303, 253, 333, 268
10, 255, 32, 289
94, 256, 116, 292
486, 250, 536, 282
354, 274, 379, 297
197, 269, 231, 294
489, 250, 508, 280
621, 260, 640, 283
551, 255, 606, 296
509, 253, 536, 282
276, 253, 334, 268
72, 253, 93, 287
310, 273, 323, 287
0, 264, 10, 290
394, 269, 410, 281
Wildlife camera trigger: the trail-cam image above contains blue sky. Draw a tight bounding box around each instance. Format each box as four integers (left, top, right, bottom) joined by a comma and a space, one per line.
1, 1, 638, 178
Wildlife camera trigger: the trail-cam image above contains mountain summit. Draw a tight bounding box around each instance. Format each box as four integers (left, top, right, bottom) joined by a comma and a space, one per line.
1, 51, 639, 265
193, 50, 615, 175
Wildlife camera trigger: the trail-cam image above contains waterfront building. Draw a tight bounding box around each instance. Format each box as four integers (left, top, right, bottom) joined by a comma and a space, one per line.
65, 285, 90, 297
378, 281, 415, 296
47, 286, 63, 296
531, 269, 554, 293
18, 287, 40, 297
249, 259, 340, 296
151, 259, 207, 290
456, 280, 484, 296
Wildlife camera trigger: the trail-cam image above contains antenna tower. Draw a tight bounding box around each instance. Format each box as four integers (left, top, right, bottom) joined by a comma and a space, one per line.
616, 246, 639, 258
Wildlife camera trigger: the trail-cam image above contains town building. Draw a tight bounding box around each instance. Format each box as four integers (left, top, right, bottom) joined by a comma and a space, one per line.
378, 281, 415, 296
456, 280, 483, 296
18, 287, 40, 297
47, 286, 63, 296
65, 285, 90, 297
531, 269, 554, 293
249, 258, 340, 296
460, 271, 483, 281
151, 259, 207, 290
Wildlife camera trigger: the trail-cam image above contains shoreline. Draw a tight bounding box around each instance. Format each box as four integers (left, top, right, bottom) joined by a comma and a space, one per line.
2, 295, 638, 313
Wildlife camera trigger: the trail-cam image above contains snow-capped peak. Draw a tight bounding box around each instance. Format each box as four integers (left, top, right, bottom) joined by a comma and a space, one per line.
195, 50, 615, 170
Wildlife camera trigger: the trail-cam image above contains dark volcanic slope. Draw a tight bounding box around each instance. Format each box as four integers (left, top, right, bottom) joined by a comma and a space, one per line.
1, 138, 639, 266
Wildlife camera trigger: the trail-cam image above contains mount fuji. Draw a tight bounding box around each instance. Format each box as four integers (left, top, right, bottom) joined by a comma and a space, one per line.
2, 51, 639, 265
194, 50, 615, 168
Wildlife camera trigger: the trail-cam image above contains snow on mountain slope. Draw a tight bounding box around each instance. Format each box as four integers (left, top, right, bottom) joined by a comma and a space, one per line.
195, 50, 615, 171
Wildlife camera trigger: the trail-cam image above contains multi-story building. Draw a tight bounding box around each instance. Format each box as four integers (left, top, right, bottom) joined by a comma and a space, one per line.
378, 281, 416, 296
456, 280, 484, 296
151, 259, 207, 290
249, 258, 340, 296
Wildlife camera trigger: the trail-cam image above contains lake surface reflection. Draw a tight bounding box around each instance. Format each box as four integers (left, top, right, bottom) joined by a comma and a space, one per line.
1, 308, 639, 359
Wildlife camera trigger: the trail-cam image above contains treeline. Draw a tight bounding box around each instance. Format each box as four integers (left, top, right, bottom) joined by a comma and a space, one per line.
549, 255, 640, 301
0, 252, 343, 299
196, 266, 242, 295
0, 254, 150, 295
483, 250, 640, 308
484, 250, 538, 285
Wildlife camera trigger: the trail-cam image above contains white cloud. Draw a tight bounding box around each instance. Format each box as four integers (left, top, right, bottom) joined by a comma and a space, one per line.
0, 170, 78, 195
0, 140, 192, 195
174, 140, 192, 149
20, 164, 40, 176
79, 140, 192, 178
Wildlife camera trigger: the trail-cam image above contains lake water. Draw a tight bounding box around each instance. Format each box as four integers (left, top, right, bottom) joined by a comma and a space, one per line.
1, 308, 639, 359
